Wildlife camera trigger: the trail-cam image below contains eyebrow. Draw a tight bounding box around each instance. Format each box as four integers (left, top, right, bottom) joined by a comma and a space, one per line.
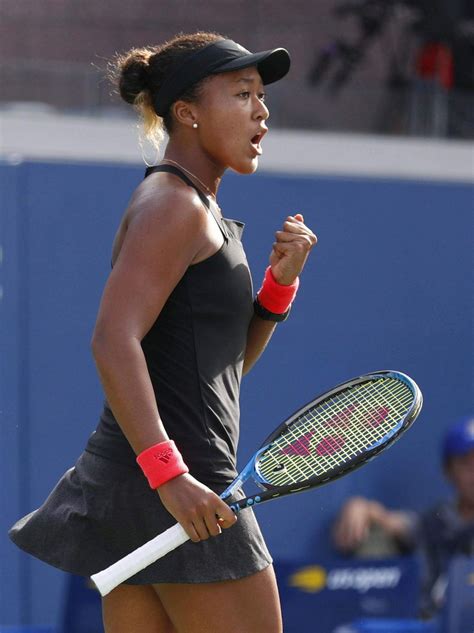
234, 77, 265, 88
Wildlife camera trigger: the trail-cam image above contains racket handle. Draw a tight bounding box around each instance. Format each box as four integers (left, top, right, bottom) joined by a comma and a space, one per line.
91, 522, 189, 596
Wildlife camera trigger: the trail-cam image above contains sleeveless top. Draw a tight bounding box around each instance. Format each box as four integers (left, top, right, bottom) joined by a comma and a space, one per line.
85, 165, 254, 484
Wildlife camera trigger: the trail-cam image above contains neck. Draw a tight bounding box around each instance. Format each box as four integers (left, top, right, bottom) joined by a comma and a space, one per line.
163, 139, 224, 198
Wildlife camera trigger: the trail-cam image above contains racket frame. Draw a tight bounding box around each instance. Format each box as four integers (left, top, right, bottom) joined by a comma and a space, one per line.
222, 371, 422, 513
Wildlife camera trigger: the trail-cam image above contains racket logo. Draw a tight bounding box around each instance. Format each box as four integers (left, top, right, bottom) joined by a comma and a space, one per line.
281, 431, 346, 458
323, 404, 357, 428
280, 406, 391, 458
366, 406, 389, 427
281, 431, 315, 457
322, 404, 389, 429
315, 435, 345, 455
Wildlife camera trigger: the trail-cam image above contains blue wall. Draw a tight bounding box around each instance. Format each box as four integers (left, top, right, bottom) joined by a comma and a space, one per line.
1, 160, 473, 627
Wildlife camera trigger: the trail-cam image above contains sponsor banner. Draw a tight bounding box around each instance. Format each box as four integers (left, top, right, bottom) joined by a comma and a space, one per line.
275, 556, 420, 633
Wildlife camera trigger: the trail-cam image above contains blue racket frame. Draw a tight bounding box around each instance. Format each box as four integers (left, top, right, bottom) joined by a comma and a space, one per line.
220, 370, 422, 513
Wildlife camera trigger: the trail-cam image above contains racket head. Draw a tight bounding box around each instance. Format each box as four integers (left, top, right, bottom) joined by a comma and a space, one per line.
252, 370, 422, 495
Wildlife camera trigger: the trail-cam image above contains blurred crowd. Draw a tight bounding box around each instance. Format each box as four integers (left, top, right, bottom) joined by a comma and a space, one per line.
332, 415, 474, 619
1, 0, 473, 138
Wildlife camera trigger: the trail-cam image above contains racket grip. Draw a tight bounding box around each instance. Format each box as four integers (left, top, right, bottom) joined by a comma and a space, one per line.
91, 522, 189, 596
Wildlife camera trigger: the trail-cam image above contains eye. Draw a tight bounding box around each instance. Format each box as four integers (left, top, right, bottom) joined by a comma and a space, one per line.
238, 91, 251, 99
258, 92, 267, 102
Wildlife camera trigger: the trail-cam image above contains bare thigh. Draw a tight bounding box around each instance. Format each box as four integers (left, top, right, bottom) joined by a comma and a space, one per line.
153, 565, 282, 633
102, 583, 176, 633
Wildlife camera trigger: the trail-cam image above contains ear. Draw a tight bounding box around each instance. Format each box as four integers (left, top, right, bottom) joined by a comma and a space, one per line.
172, 100, 198, 129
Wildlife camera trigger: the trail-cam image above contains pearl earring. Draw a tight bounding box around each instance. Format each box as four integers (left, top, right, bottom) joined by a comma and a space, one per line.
193, 122, 198, 129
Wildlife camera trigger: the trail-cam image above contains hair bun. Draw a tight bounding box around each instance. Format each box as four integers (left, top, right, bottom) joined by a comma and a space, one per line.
118, 49, 153, 104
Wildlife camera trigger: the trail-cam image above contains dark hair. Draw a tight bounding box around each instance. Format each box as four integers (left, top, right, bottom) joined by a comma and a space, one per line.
111, 31, 224, 150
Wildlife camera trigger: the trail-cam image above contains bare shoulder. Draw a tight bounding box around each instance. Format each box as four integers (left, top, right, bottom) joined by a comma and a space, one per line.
128, 172, 208, 233
112, 172, 209, 266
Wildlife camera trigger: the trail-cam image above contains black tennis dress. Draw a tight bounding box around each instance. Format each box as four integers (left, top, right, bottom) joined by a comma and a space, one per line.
9, 165, 272, 584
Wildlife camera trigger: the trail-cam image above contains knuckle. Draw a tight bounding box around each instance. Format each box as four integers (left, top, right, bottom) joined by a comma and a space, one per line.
197, 501, 209, 514
187, 509, 199, 523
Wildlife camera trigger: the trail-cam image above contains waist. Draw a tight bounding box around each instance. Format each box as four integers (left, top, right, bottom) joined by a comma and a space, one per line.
86, 398, 240, 484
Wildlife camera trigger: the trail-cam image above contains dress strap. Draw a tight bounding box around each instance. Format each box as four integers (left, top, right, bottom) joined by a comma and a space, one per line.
144, 164, 228, 241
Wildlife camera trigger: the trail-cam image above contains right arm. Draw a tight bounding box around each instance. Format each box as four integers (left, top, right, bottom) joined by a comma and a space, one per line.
91, 184, 236, 541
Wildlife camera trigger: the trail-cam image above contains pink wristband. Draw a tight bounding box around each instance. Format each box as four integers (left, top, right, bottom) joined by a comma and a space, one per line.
256, 266, 300, 314
136, 440, 189, 489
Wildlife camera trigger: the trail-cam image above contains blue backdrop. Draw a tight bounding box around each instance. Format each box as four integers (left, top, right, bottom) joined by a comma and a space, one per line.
1, 160, 473, 627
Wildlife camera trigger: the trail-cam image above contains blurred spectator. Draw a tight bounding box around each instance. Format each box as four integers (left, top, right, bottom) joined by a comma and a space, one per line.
332, 496, 416, 558
420, 415, 474, 615
332, 415, 474, 617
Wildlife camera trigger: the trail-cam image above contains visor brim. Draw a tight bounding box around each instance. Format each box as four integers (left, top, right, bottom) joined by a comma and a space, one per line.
213, 48, 291, 85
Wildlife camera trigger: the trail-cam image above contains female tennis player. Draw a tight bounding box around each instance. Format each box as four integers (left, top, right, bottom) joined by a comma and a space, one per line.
10, 32, 317, 632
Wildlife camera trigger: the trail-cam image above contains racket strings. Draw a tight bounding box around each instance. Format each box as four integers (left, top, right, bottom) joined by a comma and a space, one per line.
333, 382, 407, 460
279, 386, 390, 474
284, 380, 412, 475
285, 382, 408, 460
295, 382, 411, 457
262, 380, 413, 483
260, 382, 410, 485
257, 378, 414, 487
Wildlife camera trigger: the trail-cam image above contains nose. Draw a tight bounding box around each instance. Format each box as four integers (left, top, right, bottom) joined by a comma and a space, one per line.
254, 95, 269, 121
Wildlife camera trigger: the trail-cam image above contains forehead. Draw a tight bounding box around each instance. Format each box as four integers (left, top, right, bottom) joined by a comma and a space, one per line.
208, 66, 264, 89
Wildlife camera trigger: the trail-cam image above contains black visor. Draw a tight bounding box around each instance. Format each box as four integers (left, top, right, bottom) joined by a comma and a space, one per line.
153, 39, 291, 116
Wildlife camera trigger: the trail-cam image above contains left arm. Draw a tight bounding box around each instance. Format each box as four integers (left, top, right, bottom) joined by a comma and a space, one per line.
243, 213, 317, 375
243, 316, 277, 376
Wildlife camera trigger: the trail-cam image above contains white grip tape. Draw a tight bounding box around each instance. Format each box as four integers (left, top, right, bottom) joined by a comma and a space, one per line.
91, 522, 190, 596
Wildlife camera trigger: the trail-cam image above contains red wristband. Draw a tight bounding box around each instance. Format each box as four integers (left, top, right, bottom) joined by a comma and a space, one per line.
136, 440, 189, 489
256, 266, 300, 314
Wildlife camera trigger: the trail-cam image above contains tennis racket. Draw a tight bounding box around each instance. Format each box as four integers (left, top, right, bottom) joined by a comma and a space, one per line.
92, 370, 422, 596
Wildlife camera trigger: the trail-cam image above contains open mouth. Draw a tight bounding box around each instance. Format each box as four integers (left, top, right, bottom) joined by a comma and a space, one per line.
250, 130, 266, 155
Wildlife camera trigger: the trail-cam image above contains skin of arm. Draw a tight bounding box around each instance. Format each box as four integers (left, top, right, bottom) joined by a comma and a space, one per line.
90, 181, 236, 541
242, 213, 317, 375
333, 496, 414, 552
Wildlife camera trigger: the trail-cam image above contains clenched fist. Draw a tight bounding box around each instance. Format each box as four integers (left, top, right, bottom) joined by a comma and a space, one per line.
269, 214, 317, 285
